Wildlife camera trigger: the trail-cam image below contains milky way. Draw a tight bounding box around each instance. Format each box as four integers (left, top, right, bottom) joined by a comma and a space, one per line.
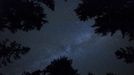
0, 0, 134, 75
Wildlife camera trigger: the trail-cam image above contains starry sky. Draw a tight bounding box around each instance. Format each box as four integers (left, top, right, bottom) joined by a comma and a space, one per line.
0, 0, 134, 75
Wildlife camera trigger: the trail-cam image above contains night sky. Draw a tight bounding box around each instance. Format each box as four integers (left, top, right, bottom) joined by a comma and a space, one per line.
0, 0, 134, 75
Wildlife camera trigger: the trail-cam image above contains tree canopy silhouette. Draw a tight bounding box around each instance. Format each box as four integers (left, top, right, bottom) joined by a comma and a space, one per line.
88, 72, 94, 75
0, 0, 55, 68
75, 0, 134, 41
22, 57, 79, 75
22, 57, 118, 75
0, 39, 30, 67
45, 57, 79, 75
75, 0, 134, 64
106, 72, 117, 75
0, 0, 54, 33
115, 46, 134, 64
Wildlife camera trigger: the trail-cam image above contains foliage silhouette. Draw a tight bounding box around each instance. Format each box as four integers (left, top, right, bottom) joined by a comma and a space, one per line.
22, 57, 79, 75
115, 46, 134, 63
40, 0, 55, 10
0, 0, 54, 33
0, 39, 30, 67
22, 70, 42, 75
88, 72, 94, 75
75, 0, 134, 41
75, 0, 134, 64
0, 0, 54, 68
45, 57, 79, 75
21, 57, 119, 75
106, 72, 117, 75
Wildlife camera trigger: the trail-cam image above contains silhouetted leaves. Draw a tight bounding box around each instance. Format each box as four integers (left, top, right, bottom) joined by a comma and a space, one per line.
75, 0, 134, 40
21, 57, 120, 75
106, 72, 118, 75
22, 57, 79, 75
0, 39, 30, 67
45, 57, 79, 75
39, 0, 55, 10
75, 0, 134, 64
0, 0, 55, 68
88, 72, 94, 75
0, 0, 54, 33
115, 46, 134, 63
22, 70, 42, 75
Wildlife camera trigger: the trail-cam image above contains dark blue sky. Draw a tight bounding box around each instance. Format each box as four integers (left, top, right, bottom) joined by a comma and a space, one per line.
0, 0, 134, 75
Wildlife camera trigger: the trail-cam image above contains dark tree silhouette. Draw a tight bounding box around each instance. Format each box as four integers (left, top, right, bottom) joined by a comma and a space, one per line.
0, 39, 30, 67
22, 57, 79, 75
45, 57, 79, 75
106, 72, 117, 75
75, 0, 134, 64
0, 0, 54, 68
115, 46, 134, 63
88, 72, 94, 75
40, 0, 55, 10
0, 0, 54, 33
75, 0, 134, 41
22, 70, 42, 75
